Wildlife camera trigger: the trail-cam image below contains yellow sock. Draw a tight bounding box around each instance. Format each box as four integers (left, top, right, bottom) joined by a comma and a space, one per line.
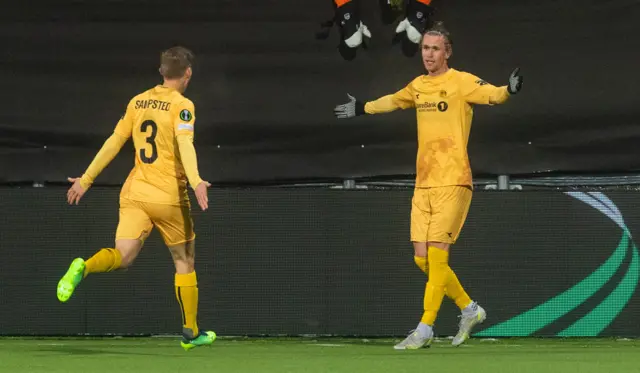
446, 270, 473, 311
175, 272, 199, 339
421, 247, 449, 325
84, 248, 122, 277
414, 255, 452, 298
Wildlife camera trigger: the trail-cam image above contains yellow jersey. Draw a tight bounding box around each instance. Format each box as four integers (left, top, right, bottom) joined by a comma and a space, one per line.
113, 85, 199, 206
365, 68, 510, 188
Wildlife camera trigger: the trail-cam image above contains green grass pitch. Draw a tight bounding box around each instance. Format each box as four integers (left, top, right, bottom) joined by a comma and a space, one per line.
1, 337, 638, 373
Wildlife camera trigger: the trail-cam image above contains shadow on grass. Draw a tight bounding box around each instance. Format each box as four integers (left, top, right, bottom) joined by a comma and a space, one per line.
35, 345, 190, 357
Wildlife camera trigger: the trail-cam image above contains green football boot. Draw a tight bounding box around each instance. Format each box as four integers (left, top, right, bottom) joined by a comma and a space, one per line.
181, 331, 217, 351
57, 258, 86, 302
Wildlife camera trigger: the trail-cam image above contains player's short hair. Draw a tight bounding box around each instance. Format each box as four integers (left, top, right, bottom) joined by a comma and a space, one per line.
422, 21, 453, 54
159, 46, 195, 79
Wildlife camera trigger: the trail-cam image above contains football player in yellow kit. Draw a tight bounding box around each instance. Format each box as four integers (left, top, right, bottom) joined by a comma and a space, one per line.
57, 46, 216, 351
334, 22, 523, 349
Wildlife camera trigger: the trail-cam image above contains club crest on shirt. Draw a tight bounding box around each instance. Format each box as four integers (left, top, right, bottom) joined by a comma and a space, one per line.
439, 90, 447, 98
180, 109, 193, 122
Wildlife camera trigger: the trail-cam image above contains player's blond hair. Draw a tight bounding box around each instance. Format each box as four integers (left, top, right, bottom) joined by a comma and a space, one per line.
159, 46, 195, 80
422, 21, 453, 54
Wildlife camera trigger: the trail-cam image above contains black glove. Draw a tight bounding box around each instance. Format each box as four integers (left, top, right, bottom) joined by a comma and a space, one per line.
395, 0, 434, 44
335, 0, 371, 49
334, 94, 366, 119
508, 68, 523, 94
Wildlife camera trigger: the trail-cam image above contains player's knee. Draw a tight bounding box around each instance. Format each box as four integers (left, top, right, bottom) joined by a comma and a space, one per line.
427, 241, 450, 251
413, 241, 428, 257
173, 255, 195, 274
179, 251, 195, 269
115, 240, 143, 269
174, 261, 194, 274
168, 240, 195, 273
171, 251, 193, 263
117, 249, 136, 269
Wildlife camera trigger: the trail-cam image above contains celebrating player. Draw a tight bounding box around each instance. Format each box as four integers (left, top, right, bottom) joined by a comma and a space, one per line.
57, 46, 216, 351
334, 22, 523, 349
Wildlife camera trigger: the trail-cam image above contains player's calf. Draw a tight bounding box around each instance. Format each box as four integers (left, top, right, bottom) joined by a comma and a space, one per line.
114, 239, 144, 269
83, 248, 122, 276
170, 240, 203, 343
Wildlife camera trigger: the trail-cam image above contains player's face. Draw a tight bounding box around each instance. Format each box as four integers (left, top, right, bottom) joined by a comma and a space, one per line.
421, 35, 450, 75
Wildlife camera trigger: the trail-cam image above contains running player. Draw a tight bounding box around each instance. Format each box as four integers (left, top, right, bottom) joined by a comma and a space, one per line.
57, 46, 216, 351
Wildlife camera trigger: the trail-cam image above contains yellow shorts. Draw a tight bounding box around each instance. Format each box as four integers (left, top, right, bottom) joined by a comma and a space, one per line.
410, 186, 472, 244
116, 198, 196, 246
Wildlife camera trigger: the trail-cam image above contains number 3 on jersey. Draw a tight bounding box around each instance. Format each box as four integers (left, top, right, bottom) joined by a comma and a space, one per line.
140, 120, 158, 164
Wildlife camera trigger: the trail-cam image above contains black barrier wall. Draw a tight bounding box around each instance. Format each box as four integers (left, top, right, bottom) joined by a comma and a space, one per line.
1, 188, 640, 337
2, 0, 640, 184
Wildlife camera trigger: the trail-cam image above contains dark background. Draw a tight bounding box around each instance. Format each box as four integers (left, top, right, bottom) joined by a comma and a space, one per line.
1, 0, 640, 185
1, 188, 639, 337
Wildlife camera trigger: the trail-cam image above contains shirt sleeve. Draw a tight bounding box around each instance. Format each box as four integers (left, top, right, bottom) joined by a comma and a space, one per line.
79, 132, 128, 189
460, 72, 510, 105
174, 99, 196, 137
364, 83, 415, 114
177, 135, 204, 190
173, 99, 203, 189
113, 100, 135, 138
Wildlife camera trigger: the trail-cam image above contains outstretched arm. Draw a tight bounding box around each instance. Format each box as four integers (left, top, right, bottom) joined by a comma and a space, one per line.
78, 133, 128, 189
462, 68, 523, 105
365, 90, 414, 114
67, 132, 129, 205
67, 103, 133, 205
334, 83, 415, 118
